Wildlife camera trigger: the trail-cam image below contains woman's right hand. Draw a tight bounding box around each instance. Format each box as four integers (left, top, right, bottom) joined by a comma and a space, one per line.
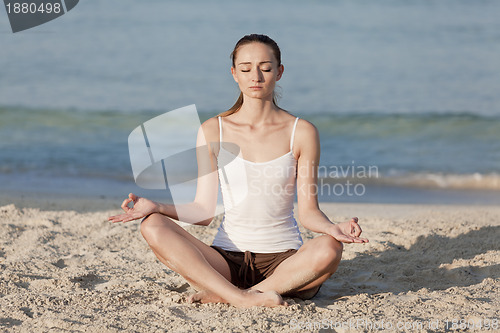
108, 193, 159, 223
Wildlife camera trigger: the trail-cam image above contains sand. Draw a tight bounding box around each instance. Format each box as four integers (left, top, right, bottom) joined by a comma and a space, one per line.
0, 201, 499, 332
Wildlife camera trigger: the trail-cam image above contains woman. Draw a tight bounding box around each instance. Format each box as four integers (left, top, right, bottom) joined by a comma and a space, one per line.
109, 34, 368, 308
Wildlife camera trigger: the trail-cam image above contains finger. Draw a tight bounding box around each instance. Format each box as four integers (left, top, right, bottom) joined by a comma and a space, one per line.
109, 215, 125, 223
350, 217, 362, 235
126, 215, 140, 222
121, 198, 133, 212
337, 234, 369, 244
344, 238, 365, 244
353, 237, 369, 243
120, 214, 141, 223
108, 214, 120, 221
334, 234, 356, 243
116, 217, 132, 223
109, 213, 135, 223
351, 221, 362, 237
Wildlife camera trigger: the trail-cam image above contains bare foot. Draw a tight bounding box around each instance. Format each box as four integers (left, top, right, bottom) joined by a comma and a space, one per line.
234, 289, 288, 308
187, 290, 227, 304
187, 289, 288, 308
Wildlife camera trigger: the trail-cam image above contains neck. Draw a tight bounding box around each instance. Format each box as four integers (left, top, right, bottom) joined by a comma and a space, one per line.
235, 95, 279, 125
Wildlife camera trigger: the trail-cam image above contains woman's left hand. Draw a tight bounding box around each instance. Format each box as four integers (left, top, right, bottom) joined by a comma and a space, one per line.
326, 217, 369, 244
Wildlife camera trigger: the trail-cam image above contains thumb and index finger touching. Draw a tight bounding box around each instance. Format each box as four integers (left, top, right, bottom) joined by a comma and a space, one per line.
348, 217, 369, 243
121, 193, 138, 212
108, 193, 138, 223
350, 217, 363, 237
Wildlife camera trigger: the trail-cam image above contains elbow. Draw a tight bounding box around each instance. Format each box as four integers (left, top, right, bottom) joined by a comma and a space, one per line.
297, 213, 305, 225
189, 201, 216, 226
297, 213, 309, 228
297, 209, 310, 225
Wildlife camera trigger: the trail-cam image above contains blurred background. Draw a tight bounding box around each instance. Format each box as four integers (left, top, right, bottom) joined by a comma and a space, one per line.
1, 0, 499, 206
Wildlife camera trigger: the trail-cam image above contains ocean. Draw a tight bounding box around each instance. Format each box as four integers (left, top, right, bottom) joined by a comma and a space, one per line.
1, 0, 499, 205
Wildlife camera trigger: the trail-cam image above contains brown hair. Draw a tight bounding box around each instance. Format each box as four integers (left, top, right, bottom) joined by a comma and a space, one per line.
218, 34, 282, 117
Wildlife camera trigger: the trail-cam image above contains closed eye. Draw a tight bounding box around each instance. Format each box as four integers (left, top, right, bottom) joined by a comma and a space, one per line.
240, 68, 271, 73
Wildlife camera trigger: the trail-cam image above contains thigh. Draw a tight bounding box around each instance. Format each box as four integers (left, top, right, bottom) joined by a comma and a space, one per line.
142, 213, 232, 281
210, 246, 245, 288
251, 235, 341, 296
257, 249, 298, 281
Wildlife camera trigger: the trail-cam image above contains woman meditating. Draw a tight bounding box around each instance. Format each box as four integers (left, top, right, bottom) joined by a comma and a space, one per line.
109, 34, 368, 308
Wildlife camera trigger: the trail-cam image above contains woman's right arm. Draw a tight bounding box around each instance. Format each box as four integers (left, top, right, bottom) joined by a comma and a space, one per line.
108, 118, 220, 225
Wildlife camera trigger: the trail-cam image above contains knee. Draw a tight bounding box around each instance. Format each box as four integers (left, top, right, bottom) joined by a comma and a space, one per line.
311, 236, 343, 273
140, 213, 168, 245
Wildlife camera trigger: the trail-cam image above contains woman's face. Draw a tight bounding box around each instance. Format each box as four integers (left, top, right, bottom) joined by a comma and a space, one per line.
231, 42, 284, 101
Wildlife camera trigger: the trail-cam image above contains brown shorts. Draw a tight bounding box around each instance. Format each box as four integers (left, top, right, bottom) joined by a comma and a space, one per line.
210, 245, 297, 289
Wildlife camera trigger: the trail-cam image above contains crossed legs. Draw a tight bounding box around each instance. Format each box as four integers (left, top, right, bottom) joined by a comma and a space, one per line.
250, 235, 343, 299
140, 213, 343, 307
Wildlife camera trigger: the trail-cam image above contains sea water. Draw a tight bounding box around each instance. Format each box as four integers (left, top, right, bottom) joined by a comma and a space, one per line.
1, 0, 499, 205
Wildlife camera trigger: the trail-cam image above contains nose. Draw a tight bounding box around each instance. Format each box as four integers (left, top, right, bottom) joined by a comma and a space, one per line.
251, 68, 263, 82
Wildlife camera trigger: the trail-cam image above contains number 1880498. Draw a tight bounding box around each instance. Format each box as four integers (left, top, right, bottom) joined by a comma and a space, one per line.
6, 2, 62, 14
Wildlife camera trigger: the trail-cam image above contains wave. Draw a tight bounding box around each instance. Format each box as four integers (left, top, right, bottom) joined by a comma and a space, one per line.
1, 106, 499, 186
2, 106, 500, 134
305, 111, 500, 141
321, 172, 500, 191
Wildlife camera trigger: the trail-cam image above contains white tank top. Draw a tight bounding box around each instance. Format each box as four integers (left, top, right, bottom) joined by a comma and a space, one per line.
212, 116, 304, 253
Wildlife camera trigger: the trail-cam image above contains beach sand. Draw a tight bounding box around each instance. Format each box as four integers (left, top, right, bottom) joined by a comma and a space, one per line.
0, 200, 498, 332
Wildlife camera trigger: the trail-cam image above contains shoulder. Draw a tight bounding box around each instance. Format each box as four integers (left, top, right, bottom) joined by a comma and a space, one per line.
196, 116, 222, 155
198, 116, 221, 145
280, 109, 317, 136
201, 116, 220, 133
294, 118, 320, 159
295, 118, 319, 141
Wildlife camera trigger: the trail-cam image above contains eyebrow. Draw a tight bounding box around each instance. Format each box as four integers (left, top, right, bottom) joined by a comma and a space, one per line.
237, 61, 273, 65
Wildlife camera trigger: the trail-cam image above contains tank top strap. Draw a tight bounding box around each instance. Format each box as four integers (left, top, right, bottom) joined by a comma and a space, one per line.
290, 117, 300, 151
218, 116, 223, 142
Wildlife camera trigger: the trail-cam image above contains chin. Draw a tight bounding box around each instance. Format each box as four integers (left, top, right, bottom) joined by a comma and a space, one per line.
246, 91, 273, 100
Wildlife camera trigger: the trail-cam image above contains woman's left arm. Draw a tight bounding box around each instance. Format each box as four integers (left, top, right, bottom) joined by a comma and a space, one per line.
295, 120, 368, 244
